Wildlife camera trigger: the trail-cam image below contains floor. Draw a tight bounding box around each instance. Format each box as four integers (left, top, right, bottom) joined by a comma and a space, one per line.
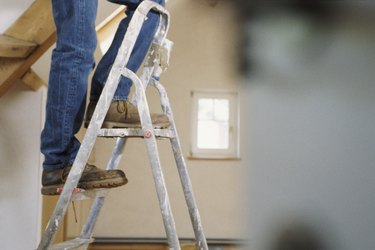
88, 242, 246, 250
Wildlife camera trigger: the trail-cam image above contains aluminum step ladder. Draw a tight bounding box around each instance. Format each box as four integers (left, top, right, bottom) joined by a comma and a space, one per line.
37, 1, 208, 249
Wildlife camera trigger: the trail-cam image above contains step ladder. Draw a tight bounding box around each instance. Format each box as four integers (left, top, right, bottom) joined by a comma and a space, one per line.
37, 1, 208, 250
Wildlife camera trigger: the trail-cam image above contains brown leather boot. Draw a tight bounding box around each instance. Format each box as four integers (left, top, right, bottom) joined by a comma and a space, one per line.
85, 100, 170, 128
41, 164, 128, 195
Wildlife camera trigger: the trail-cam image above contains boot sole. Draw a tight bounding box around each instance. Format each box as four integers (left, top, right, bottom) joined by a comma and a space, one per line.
41, 176, 128, 196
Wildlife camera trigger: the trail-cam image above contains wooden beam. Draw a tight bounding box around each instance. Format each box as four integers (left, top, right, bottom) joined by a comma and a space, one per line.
5, 0, 55, 44
0, 0, 56, 96
0, 34, 37, 58
205, 0, 219, 7
0, 58, 24, 84
0, 32, 56, 96
21, 69, 47, 91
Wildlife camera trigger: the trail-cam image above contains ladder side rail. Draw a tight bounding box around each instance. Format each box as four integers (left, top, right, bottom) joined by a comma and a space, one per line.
113, 1, 169, 79
131, 1, 170, 104
80, 138, 127, 241
151, 79, 209, 250
106, 138, 127, 171
121, 68, 180, 250
139, 2, 170, 91
38, 2, 166, 248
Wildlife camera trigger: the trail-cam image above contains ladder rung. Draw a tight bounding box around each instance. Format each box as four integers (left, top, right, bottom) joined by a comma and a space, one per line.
49, 238, 94, 250
70, 188, 109, 201
97, 128, 174, 139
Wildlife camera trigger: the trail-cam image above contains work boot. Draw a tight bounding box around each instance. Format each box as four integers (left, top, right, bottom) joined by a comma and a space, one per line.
41, 164, 128, 195
85, 100, 170, 128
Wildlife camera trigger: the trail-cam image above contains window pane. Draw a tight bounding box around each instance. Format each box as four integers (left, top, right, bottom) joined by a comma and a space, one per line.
198, 98, 214, 120
191, 91, 238, 158
214, 99, 229, 121
197, 120, 229, 149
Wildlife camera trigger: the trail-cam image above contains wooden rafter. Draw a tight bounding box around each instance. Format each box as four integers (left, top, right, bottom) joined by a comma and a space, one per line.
0, 32, 55, 96
0, 35, 37, 58
21, 69, 47, 91
0, 0, 56, 96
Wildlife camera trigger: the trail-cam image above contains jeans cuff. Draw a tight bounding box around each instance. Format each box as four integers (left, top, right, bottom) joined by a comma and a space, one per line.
68, 158, 75, 166
112, 96, 128, 101
43, 163, 67, 170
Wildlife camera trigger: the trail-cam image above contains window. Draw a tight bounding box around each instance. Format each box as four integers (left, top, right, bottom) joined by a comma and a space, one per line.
191, 91, 239, 159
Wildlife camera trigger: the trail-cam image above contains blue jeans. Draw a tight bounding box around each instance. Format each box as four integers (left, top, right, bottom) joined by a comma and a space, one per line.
41, 0, 165, 169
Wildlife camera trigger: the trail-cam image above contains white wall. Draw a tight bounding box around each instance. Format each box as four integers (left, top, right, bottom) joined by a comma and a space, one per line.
0, 0, 33, 33
244, 10, 375, 250
0, 1, 43, 249
0, 82, 44, 250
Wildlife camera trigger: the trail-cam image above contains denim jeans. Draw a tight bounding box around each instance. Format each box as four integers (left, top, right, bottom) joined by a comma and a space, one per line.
41, 0, 165, 169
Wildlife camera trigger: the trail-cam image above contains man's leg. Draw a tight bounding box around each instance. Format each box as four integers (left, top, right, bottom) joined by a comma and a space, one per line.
41, 0, 98, 169
40, 0, 127, 195
87, 0, 169, 128
90, 0, 165, 101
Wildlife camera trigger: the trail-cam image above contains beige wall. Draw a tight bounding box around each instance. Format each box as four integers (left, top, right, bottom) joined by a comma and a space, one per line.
67, 0, 246, 240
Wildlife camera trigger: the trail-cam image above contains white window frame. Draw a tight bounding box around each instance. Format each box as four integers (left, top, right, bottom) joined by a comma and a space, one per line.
190, 90, 240, 159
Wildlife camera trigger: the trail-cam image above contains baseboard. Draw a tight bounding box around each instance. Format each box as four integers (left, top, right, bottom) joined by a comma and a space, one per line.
87, 238, 247, 250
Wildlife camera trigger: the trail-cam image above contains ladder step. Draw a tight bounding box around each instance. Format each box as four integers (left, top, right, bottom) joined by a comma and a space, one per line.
98, 128, 174, 138
70, 188, 109, 201
53, 187, 109, 201
49, 238, 94, 250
